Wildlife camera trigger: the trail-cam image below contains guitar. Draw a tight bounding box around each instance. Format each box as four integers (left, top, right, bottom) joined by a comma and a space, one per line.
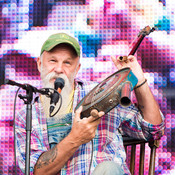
75, 26, 156, 118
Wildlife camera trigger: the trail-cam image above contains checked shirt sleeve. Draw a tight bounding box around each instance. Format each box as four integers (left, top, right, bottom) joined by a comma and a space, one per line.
117, 104, 165, 141
15, 104, 49, 174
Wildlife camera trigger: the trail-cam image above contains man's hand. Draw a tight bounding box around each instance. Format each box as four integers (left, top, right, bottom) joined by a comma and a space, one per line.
69, 106, 104, 145
34, 107, 104, 175
111, 55, 145, 86
111, 55, 162, 125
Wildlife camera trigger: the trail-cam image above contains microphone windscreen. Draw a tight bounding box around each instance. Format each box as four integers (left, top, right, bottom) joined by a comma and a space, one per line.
54, 78, 65, 90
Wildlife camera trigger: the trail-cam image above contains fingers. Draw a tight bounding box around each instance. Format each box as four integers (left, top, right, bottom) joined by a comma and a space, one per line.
117, 56, 129, 63
111, 55, 137, 70
117, 55, 136, 63
111, 55, 122, 69
87, 110, 105, 123
111, 55, 117, 65
74, 106, 104, 123
72, 107, 104, 144
127, 55, 136, 62
90, 109, 105, 118
111, 55, 145, 83
76, 105, 83, 114
74, 106, 82, 122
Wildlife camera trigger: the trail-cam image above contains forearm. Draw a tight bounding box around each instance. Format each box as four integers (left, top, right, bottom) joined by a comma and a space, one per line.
33, 107, 103, 175
34, 134, 80, 175
111, 55, 163, 124
134, 80, 162, 125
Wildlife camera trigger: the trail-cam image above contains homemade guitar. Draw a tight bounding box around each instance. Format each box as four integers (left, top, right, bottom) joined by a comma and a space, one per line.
75, 26, 156, 119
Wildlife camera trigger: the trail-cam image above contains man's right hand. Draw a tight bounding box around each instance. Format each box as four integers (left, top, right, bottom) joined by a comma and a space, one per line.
69, 106, 104, 146
34, 106, 104, 175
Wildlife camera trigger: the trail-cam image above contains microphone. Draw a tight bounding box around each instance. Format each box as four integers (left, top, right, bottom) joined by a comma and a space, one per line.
49, 78, 65, 116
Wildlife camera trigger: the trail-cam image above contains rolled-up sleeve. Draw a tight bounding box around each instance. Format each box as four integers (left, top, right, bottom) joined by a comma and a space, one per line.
118, 104, 165, 140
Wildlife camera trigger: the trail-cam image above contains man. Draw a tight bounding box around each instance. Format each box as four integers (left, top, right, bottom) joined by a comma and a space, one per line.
15, 33, 164, 175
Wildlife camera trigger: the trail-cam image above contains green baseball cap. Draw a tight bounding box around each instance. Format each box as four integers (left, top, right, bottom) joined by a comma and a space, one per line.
40, 33, 80, 56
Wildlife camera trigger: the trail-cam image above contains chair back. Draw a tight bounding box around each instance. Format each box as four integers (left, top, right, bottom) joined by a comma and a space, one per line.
123, 136, 160, 175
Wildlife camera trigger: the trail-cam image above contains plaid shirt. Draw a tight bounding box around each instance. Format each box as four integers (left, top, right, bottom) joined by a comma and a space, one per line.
15, 79, 164, 175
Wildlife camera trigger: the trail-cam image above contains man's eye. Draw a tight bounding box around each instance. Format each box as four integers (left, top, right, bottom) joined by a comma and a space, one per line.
65, 61, 71, 65
50, 59, 56, 62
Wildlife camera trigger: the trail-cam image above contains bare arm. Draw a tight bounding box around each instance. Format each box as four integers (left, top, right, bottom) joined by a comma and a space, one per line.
134, 79, 162, 124
34, 106, 104, 175
111, 55, 162, 125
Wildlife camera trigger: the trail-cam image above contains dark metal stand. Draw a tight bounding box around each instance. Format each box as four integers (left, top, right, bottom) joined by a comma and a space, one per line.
18, 85, 33, 175
5, 79, 50, 175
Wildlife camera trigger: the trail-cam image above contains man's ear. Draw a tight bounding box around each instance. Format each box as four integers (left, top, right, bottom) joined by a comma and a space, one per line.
37, 57, 41, 73
76, 63, 81, 75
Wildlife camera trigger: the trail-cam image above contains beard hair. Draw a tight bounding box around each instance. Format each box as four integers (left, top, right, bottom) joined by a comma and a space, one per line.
40, 70, 74, 118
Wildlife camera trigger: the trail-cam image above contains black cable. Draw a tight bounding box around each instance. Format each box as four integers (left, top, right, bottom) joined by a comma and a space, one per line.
49, 92, 62, 117
13, 87, 21, 175
88, 139, 94, 175
39, 87, 62, 117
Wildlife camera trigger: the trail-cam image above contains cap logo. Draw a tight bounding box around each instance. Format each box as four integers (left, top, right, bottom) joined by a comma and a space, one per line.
60, 34, 69, 39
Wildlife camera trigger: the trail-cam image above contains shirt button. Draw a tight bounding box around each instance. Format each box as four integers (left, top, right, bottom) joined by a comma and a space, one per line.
65, 123, 70, 126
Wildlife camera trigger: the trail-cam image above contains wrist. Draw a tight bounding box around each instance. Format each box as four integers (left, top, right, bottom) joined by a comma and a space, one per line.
134, 79, 147, 90
67, 132, 82, 148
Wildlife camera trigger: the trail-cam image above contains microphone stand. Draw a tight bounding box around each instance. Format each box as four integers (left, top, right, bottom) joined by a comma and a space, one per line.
5, 79, 50, 175
20, 85, 33, 175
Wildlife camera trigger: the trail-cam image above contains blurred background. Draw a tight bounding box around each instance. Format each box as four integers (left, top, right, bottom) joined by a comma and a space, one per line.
0, 0, 175, 174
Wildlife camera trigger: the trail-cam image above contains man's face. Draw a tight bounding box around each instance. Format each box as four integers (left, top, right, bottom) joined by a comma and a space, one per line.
37, 44, 81, 88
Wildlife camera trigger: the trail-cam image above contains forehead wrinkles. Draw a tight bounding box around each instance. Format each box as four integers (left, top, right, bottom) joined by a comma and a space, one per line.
42, 49, 76, 60
41, 51, 80, 65
45, 44, 78, 58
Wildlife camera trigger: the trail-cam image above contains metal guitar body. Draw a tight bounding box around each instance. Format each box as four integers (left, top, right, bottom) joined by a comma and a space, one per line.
75, 67, 138, 119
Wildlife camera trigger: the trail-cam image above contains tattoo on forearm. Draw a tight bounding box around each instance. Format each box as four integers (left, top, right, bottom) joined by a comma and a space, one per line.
36, 145, 57, 169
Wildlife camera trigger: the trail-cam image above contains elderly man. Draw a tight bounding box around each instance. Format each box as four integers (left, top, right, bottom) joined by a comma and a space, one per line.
15, 33, 164, 175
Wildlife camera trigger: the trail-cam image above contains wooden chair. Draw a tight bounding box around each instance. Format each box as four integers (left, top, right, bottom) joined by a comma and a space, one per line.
123, 136, 160, 175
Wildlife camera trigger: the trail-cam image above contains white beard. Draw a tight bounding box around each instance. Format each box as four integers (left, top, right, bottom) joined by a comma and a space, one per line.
40, 71, 74, 118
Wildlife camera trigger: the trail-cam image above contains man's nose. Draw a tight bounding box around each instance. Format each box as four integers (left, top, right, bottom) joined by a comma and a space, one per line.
54, 63, 64, 74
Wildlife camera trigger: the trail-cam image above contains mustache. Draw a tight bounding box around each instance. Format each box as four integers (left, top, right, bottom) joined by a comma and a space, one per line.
44, 72, 67, 82
41, 71, 70, 89
49, 73, 63, 80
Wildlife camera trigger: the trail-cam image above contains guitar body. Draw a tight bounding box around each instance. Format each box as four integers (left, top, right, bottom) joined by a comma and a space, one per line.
75, 67, 138, 118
